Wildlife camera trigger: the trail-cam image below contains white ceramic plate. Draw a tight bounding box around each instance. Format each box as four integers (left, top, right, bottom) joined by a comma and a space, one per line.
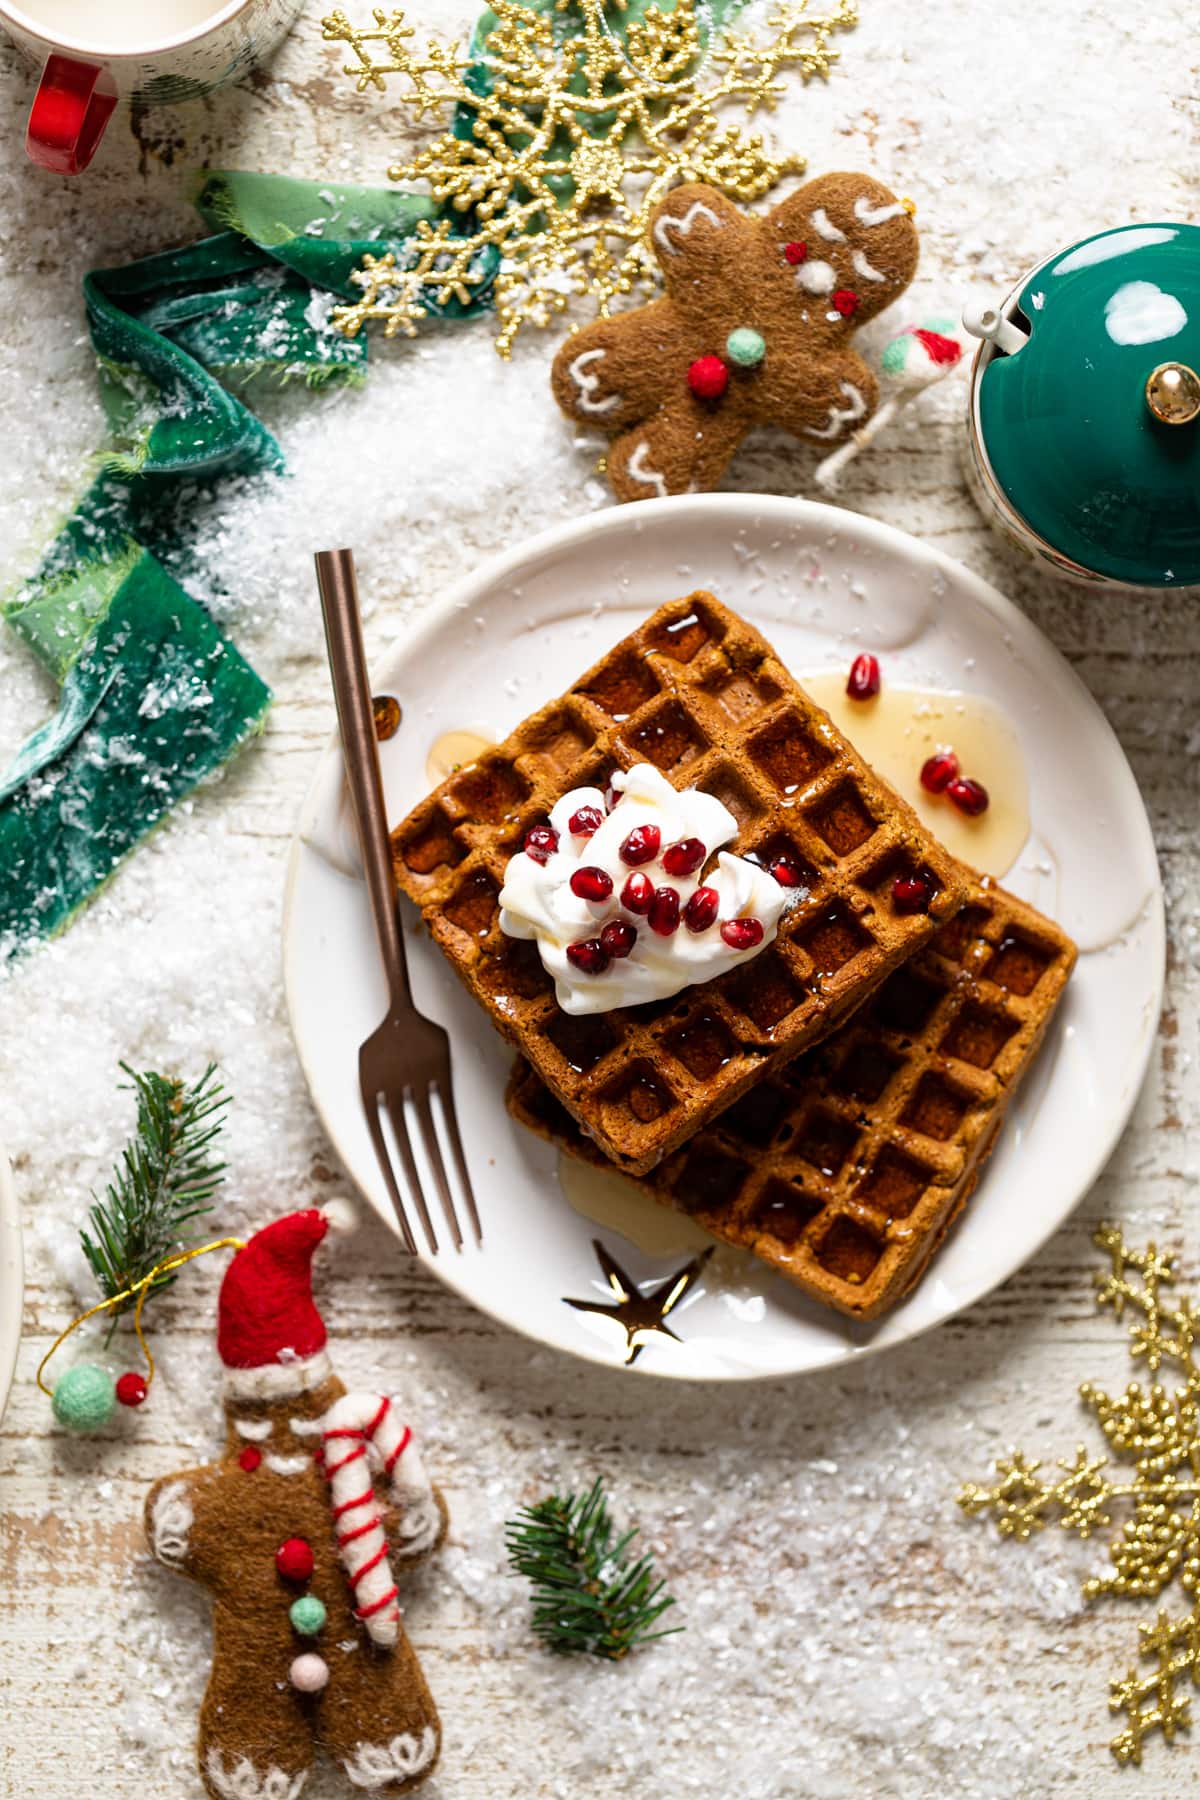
0, 1140, 22, 1420
284, 496, 1163, 1380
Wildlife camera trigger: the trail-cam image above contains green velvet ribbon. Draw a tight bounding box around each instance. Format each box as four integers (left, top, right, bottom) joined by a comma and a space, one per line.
0, 0, 748, 962
0, 172, 492, 961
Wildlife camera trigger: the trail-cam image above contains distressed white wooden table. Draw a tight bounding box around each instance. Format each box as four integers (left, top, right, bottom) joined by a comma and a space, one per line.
0, 3, 1195, 1795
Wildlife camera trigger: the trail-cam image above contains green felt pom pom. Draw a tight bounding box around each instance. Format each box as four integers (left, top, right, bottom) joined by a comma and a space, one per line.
289, 1595, 327, 1636
881, 335, 910, 376
725, 327, 766, 369
52, 1363, 116, 1432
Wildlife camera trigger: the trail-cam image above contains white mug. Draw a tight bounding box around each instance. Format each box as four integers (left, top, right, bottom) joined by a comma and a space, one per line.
2, 0, 306, 174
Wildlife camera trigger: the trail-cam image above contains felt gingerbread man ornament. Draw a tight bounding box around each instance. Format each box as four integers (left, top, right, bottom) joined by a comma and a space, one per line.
551, 171, 919, 501
145, 1209, 447, 1799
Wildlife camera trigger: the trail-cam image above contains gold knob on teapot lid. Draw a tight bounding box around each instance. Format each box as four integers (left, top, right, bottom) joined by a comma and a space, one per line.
1145, 361, 1200, 426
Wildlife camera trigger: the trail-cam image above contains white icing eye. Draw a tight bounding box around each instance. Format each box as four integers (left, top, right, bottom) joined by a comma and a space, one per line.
795, 259, 836, 296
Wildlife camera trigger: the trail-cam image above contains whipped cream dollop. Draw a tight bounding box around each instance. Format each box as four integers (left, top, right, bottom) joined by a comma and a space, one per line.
498, 763, 797, 1016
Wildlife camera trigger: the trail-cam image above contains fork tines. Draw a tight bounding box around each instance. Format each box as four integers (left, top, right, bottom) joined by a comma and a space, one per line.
360, 1044, 481, 1256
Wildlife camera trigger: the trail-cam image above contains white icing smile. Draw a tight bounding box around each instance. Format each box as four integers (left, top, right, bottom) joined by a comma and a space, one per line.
498, 763, 797, 1016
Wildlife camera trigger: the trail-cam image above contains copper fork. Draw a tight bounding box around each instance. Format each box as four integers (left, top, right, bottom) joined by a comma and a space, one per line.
315, 547, 481, 1255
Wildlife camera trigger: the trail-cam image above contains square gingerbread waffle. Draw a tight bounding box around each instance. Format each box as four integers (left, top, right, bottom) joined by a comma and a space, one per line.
391, 593, 968, 1176
507, 876, 1077, 1320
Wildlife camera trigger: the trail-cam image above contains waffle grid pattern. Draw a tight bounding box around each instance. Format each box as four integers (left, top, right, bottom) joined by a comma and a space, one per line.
508, 878, 1077, 1319
392, 594, 968, 1174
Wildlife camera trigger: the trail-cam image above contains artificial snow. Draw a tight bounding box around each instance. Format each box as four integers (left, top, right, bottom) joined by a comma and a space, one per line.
0, 0, 1192, 1794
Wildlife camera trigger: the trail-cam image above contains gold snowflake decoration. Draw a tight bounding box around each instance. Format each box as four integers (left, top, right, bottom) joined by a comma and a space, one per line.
960, 1225, 1200, 1766
322, 0, 856, 355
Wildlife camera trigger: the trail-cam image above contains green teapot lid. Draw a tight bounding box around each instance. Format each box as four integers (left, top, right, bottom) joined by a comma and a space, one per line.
976, 223, 1200, 587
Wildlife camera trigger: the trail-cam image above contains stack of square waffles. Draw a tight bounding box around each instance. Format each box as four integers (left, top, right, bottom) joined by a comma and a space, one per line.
391, 595, 1075, 1320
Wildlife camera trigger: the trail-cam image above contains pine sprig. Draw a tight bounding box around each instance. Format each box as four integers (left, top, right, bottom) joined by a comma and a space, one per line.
505, 1477, 680, 1659
79, 1063, 229, 1320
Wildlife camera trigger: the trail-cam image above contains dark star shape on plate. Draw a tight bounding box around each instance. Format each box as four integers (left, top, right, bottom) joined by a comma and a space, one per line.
564, 1238, 712, 1366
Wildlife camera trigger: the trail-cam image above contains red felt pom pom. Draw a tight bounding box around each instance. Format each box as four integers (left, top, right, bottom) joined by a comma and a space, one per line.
276, 1537, 315, 1582
832, 289, 860, 317
783, 240, 808, 264
115, 1371, 147, 1408
687, 355, 729, 401
239, 1445, 263, 1472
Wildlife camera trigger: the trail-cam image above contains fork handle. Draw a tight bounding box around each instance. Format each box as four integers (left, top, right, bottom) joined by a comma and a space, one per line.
315, 548, 413, 1013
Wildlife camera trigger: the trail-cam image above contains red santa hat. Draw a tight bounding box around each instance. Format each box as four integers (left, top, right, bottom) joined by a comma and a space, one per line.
218, 1204, 355, 1400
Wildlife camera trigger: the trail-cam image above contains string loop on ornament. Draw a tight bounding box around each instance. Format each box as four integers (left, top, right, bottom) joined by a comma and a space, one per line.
36, 1237, 245, 1399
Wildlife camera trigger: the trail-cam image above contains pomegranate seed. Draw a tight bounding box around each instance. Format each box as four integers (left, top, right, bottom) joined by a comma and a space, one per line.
620, 823, 661, 866
892, 873, 931, 915
769, 856, 805, 887
683, 886, 719, 932
662, 837, 706, 877
570, 866, 614, 902
947, 776, 989, 817
621, 872, 653, 914
648, 886, 681, 936
720, 917, 764, 951
568, 804, 604, 837
920, 749, 960, 794
566, 937, 610, 975
600, 920, 637, 959
524, 824, 559, 865
846, 653, 880, 700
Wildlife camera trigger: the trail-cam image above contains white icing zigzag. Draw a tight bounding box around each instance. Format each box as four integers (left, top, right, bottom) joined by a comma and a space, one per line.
653, 200, 722, 256
804, 380, 868, 441
150, 1480, 193, 1569
341, 1726, 440, 1790
234, 1417, 272, 1441
851, 247, 886, 283
205, 1751, 307, 1800
625, 441, 669, 498
854, 196, 907, 227
567, 347, 620, 416
263, 1453, 311, 1476
810, 207, 846, 243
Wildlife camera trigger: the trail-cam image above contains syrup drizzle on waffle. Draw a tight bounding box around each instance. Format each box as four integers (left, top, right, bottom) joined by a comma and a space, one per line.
509, 875, 1076, 1322
391, 595, 969, 1175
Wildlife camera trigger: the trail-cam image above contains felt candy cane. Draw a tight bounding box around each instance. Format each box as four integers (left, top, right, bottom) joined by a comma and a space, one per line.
320, 1391, 441, 1648
815, 316, 970, 492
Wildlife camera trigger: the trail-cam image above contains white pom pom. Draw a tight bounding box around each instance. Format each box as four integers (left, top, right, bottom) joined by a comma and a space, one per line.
321, 1197, 359, 1235
289, 1654, 330, 1693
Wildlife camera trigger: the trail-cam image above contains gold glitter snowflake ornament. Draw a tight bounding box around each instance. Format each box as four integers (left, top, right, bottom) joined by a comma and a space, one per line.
322, 0, 856, 355
960, 1226, 1200, 1765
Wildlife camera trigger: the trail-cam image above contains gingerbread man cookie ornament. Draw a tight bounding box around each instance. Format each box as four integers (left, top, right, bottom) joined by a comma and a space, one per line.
145, 1210, 447, 1798
551, 172, 919, 501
